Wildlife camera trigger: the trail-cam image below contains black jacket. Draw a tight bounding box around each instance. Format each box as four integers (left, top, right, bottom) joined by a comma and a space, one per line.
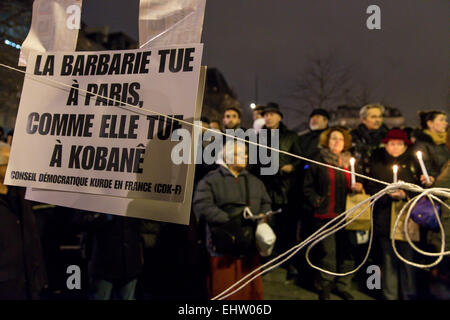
0, 187, 47, 300
251, 122, 303, 206
366, 148, 421, 237
414, 130, 450, 178
298, 128, 327, 159
351, 123, 389, 179
303, 152, 351, 219
297, 128, 328, 201
85, 214, 144, 281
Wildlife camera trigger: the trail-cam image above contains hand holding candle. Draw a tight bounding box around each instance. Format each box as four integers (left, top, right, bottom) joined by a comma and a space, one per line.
393, 165, 398, 183
350, 157, 356, 186
416, 151, 431, 185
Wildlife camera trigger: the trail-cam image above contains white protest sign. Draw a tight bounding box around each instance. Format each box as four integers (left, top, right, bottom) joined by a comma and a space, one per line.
19, 0, 82, 66
6, 44, 203, 205
25, 66, 207, 225
139, 0, 206, 48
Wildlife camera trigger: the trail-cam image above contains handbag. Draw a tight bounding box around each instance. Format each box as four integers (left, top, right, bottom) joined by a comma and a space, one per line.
390, 199, 420, 242
345, 190, 372, 231
410, 197, 441, 230
209, 176, 255, 256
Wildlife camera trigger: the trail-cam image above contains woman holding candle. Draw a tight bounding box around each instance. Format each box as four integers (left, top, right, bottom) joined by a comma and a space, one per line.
366, 129, 426, 300
303, 126, 363, 300
415, 110, 449, 179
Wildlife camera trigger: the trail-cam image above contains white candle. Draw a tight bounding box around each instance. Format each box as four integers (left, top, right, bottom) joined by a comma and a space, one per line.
393, 165, 398, 183
350, 157, 356, 186
416, 151, 431, 184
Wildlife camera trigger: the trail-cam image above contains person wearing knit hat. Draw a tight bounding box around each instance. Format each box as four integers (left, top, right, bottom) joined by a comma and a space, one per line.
381, 128, 412, 146
365, 127, 434, 300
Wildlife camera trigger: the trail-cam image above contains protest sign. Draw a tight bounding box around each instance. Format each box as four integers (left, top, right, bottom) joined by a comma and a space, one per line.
24, 66, 206, 225
6, 44, 203, 206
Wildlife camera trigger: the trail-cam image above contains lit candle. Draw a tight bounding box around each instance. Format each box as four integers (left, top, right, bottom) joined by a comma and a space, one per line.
416, 151, 431, 184
393, 165, 398, 183
350, 157, 356, 186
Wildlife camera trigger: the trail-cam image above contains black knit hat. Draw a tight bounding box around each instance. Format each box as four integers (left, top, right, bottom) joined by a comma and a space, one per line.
262, 102, 283, 118
309, 108, 330, 120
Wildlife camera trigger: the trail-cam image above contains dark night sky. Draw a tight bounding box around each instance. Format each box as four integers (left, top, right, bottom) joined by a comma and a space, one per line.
82, 0, 450, 128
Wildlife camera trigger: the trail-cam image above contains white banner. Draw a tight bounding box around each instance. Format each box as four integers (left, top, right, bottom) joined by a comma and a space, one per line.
6, 44, 203, 206
24, 66, 206, 225
139, 0, 206, 48
19, 0, 82, 66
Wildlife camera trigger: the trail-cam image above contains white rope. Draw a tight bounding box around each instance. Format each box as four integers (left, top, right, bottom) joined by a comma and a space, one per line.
1, 62, 449, 300
391, 187, 450, 268
212, 183, 450, 300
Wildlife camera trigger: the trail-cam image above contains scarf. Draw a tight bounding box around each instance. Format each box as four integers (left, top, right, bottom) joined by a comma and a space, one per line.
424, 129, 447, 145
320, 148, 351, 168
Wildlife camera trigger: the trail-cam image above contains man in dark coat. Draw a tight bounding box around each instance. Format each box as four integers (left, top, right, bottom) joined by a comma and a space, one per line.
298, 108, 330, 159
296, 108, 331, 283
252, 102, 303, 279
83, 213, 144, 300
0, 143, 47, 299
351, 104, 389, 182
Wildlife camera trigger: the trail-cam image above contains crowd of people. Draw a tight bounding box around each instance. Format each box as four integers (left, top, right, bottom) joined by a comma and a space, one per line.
0, 103, 448, 301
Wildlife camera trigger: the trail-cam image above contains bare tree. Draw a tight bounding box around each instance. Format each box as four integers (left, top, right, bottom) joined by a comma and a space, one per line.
346, 81, 374, 107
290, 53, 354, 117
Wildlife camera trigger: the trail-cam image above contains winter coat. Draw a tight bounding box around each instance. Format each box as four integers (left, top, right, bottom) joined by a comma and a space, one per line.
0, 187, 47, 300
303, 150, 352, 219
414, 130, 450, 178
193, 166, 272, 225
365, 148, 421, 237
298, 128, 328, 159
351, 123, 389, 178
86, 214, 144, 281
429, 160, 450, 250
251, 122, 303, 206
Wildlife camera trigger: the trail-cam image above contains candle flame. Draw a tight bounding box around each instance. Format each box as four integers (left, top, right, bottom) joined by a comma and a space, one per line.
350, 157, 355, 165
416, 151, 422, 159
393, 165, 398, 173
